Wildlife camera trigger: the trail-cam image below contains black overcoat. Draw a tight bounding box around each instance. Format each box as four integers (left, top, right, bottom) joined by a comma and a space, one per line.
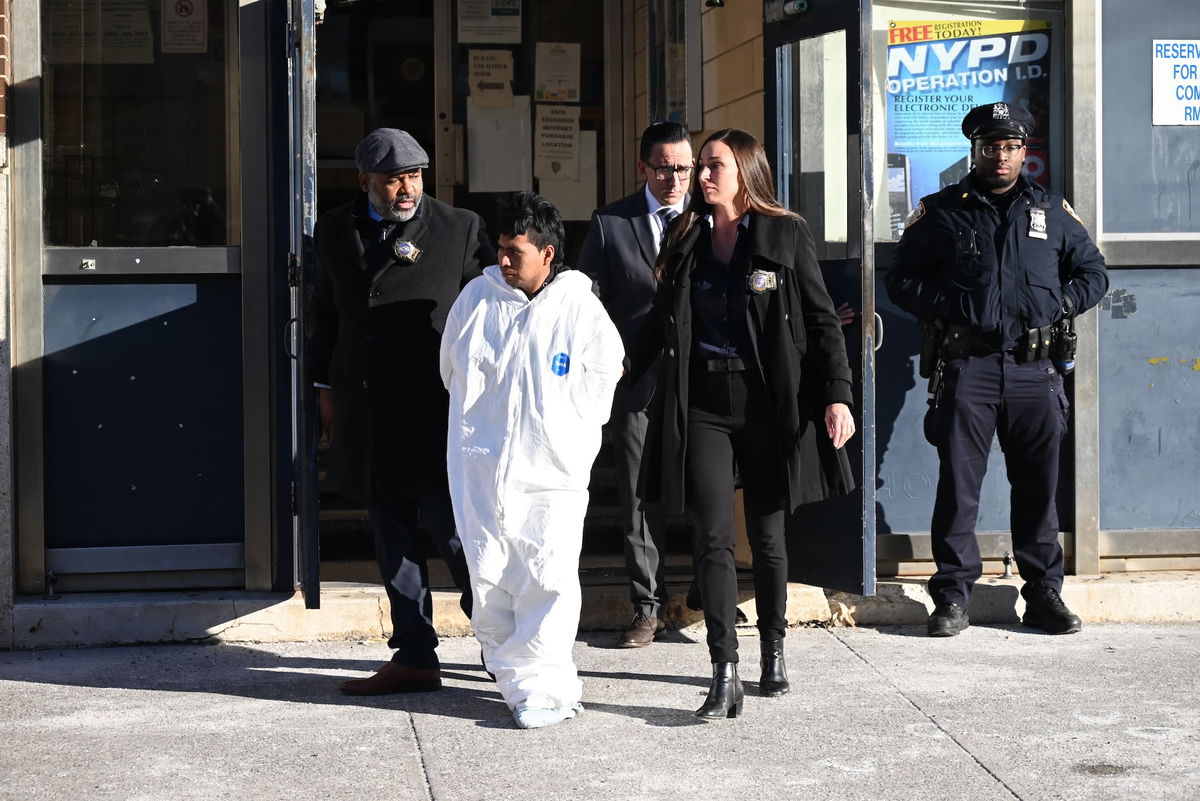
643, 212, 855, 517
309, 193, 493, 503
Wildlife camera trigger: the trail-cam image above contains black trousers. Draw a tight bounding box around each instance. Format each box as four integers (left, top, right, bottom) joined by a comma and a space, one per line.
685, 366, 787, 664
369, 487, 473, 669
924, 352, 1069, 606
610, 408, 670, 617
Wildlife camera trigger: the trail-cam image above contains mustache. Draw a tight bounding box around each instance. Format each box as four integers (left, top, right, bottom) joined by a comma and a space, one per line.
393, 195, 417, 204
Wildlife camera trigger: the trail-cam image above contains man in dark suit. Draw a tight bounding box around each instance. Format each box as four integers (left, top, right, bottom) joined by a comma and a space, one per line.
578, 122, 693, 647
310, 128, 494, 693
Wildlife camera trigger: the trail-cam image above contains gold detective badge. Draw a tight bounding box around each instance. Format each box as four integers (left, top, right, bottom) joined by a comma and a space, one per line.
393, 239, 422, 263
747, 269, 778, 294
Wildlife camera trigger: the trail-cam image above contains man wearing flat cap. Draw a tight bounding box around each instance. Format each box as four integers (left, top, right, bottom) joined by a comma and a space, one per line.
310, 128, 495, 693
886, 102, 1108, 639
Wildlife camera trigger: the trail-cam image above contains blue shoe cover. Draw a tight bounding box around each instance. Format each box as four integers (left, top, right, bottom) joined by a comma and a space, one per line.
513, 704, 583, 730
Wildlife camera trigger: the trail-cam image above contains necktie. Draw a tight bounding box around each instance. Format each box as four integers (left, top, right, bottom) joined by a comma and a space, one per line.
657, 208, 679, 247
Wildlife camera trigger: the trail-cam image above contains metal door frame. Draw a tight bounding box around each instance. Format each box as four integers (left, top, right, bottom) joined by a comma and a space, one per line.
289, 0, 320, 607
763, 0, 878, 596
10, 0, 281, 594
855, 2, 1086, 578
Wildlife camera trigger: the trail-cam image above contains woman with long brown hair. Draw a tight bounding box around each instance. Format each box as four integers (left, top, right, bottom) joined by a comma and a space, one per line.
645, 128, 856, 719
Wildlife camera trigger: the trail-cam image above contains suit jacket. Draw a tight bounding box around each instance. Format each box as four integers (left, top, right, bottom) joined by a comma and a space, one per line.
308, 193, 494, 503
577, 188, 684, 414
642, 212, 855, 516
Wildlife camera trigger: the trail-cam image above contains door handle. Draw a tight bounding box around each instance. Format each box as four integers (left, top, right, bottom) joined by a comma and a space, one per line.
873, 312, 883, 351
284, 317, 299, 360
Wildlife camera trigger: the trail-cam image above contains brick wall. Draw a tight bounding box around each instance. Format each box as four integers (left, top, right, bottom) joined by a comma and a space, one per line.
629, 0, 648, 191
0, 0, 8, 136
700, 0, 764, 139
0, 0, 11, 650
627, 0, 765, 163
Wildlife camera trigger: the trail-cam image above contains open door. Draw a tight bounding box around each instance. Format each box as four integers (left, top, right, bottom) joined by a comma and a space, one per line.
764, 1, 877, 595
289, 0, 321, 608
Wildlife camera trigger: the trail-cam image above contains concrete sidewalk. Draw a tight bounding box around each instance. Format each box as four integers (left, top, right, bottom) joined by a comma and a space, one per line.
11, 572, 1200, 650
2, 624, 1197, 801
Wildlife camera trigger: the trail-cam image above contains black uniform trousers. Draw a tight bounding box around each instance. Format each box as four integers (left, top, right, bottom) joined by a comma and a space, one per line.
611, 408, 670, 617
925, 351, 1069, 606
685, 363, 788, 664
369, 486, 473, 669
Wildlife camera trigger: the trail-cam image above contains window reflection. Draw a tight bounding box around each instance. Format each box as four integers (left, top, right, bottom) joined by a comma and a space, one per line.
775, 31, 848, 259
41, 0, 233, 246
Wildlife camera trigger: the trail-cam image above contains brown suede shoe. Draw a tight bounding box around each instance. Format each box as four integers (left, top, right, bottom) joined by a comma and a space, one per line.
339, 662, 442, 695
618, 612, 665, 648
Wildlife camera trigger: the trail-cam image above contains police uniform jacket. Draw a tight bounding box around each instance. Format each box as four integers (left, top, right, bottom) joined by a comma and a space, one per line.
641, 212, 856, 517
886, 173, 1108, 349
309, 192, 493, 504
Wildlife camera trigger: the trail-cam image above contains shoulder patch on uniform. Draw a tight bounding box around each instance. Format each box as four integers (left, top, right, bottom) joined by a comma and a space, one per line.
1062, 198, 1084, 224
905, 201, 927, 227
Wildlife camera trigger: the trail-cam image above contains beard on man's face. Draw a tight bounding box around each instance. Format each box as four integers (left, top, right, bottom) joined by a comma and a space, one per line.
368, 185, 422, 222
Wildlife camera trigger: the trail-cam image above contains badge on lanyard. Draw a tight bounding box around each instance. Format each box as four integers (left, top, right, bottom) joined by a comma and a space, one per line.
1028, 208, 1048, 240
393, 239, 422, 263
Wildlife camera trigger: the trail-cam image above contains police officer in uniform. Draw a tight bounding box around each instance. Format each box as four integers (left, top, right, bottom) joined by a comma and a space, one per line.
886, 103, 1108, 637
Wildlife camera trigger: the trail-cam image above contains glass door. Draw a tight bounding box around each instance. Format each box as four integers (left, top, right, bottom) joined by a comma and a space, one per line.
291, 0, 320, 607
13, 0, 279, 593
764, 1, 877, 595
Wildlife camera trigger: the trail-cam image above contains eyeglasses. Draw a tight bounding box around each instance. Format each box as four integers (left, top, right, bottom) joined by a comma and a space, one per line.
975, 143, 1026, 158
653, 164, 694, 181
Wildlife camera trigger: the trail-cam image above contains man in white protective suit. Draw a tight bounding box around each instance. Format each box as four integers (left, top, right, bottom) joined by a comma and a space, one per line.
440, 192, 625, 730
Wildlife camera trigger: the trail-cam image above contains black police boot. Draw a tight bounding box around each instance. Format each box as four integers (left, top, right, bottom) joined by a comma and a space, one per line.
927, 602, 969, 637
1021, 582, 1082, 634
759, 639, 790, 697
695, 662, 744, 720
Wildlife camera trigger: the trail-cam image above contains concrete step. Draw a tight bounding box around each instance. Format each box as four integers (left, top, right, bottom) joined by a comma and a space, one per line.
10, 571, 1200, 650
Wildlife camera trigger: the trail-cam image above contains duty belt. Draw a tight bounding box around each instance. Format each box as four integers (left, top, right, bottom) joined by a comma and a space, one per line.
933, 323, 1053, 363
1013, 324, 1054, 363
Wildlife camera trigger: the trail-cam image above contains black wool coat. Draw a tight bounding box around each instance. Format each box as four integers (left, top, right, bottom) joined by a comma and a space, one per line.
642, 211, 855, 517
308, 193, 494, 504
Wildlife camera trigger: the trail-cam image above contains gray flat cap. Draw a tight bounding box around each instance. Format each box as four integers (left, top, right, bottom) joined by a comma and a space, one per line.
355, 128, 429, 174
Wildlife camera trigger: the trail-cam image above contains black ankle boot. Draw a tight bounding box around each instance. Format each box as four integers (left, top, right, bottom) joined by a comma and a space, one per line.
695, 661, 744, 719
759, 639, 790, 697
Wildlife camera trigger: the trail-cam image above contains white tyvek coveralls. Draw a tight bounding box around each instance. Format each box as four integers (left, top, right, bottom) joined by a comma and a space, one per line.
440, 266, 625, 711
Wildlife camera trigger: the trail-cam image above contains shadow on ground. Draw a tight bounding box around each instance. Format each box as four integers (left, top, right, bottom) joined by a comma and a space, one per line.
0, 630, 729, 729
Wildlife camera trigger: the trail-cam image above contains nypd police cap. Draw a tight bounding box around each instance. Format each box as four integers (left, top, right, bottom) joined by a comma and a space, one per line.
961, 102, 1035, 141
355, 128, 429, 174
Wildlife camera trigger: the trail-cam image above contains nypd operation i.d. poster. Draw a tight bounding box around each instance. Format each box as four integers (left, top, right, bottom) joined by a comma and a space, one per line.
885, 19, 1053, 236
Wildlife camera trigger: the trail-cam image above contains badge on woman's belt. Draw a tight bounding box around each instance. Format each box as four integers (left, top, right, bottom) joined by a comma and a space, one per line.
393, 239, 423, 263
1028, 208, 1048, 240
747, 269, 778, 294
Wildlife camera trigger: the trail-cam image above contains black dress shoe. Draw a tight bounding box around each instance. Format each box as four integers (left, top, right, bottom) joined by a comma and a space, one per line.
696, 661, 744, 719
759, 639, 790, 697
1021, 583, 1083, 634
927, 602, 969, 637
